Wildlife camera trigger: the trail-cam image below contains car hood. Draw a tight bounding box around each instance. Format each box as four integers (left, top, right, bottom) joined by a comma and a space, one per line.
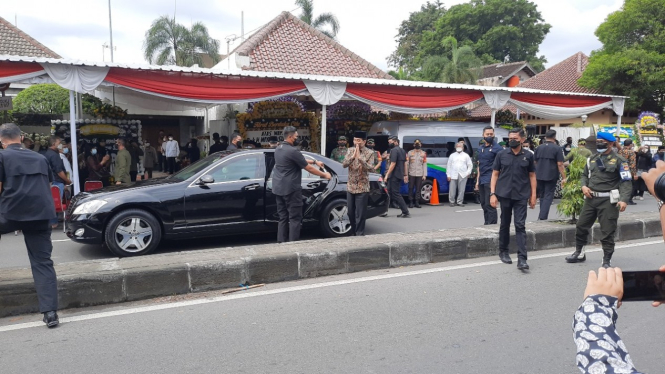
82, 177, 184, 197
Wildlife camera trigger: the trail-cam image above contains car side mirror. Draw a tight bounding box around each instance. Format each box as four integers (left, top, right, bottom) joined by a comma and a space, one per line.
198, 175, 214, 185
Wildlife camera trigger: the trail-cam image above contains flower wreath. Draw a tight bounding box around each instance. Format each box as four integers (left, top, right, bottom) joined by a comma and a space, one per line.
237, 101, 320, 153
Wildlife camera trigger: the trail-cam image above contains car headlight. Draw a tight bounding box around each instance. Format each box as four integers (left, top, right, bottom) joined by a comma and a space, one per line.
73, 200, 108, 215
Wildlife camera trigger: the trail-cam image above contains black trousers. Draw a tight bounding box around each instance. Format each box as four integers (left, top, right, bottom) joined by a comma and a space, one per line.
276, 190, 303, 243
0, 220, 58, 312
347, 192, 369, 236
145, 168, 153, 179
633, 174, 647, 197
388, 177, 409, 215
498, 197, 528, 260
130, 170, 138, 182
537, 179, 557, 220
157, 153, 163, 171
166, 157, 176, 174
407, 176, 423, 205
478, 183, 497, 224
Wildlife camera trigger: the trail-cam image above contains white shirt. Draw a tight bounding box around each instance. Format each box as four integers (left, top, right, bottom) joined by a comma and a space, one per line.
59, 153, 73, 180
446, 151, 473, 180
164, 140, 179, 157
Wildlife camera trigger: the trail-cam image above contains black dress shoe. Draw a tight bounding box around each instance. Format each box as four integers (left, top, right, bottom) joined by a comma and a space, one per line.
499, 252, 512, 264
397, 213, 411, 218
517, 259, 529, 270
565, 250, 586, 263
602, 259, 611, 268
43, 311, 59, 328
627, 201, 637, 205
414, 204, 422, 208
408, 203, 414, 208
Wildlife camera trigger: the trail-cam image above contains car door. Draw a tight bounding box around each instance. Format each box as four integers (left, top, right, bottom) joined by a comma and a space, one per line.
184, 152, 266, 233
265, 155, 334, 222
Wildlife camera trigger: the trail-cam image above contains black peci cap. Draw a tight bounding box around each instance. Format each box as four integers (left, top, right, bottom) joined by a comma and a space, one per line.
354, 131, 367, 140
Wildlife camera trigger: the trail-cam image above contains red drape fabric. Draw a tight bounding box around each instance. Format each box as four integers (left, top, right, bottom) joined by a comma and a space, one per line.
510, 92, 611, 108
346, 83, 484, 109
104, 68, 306, 101
0, 61, 44, 79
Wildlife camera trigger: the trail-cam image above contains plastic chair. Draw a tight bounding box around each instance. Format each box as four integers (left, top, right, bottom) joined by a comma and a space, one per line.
51, 185, 67, 233
84, 181, 103, 192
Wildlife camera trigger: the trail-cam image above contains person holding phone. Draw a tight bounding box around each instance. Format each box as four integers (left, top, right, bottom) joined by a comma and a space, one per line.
572, 160, 665, 373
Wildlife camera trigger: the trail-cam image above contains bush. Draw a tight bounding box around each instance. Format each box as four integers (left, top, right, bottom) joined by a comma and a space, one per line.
557, 150, 586, 222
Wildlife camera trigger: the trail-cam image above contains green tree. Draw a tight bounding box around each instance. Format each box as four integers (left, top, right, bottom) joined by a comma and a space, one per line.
578, 0, 665, 113
143, 16, 221, 67
557, 151, 587, 223
12, 84, 101, 115
387, 66, 411, 80
387, 1, 446, 74
390, 0, 550, 74
415, 37, 482, 84
295, 0, 340, 39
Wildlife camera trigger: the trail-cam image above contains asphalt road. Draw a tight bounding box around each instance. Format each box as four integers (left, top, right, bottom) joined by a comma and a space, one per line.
0, 198, 658, 269
2, 239, 665, 373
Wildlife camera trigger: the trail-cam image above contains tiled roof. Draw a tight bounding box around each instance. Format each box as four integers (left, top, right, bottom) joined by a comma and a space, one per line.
231, 11, 392, 79
479, 61, 535, 81
517, 52, 599, 94
0, 16, 61, 58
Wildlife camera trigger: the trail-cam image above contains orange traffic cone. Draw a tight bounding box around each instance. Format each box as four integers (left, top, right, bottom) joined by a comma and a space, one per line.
429, 179, 440, 206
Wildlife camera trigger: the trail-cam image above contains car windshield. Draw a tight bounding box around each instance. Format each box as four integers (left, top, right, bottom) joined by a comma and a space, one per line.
167, 152, 231, 181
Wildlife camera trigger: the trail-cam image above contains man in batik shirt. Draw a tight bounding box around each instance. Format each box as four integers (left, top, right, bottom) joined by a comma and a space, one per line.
342, 131, 375, 236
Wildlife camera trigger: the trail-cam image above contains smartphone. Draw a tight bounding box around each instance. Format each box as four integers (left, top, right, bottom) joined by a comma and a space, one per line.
622, 271, 665, 302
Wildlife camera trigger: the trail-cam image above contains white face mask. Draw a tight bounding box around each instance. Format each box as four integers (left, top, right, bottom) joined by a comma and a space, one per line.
456, 147, 463, 153
523, 146, 530, 150
57, 144, 63, 150
168, 137, 173, 141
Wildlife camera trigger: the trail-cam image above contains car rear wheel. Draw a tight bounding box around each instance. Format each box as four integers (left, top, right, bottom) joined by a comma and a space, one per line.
319, 198, 352, 237
419, 179, 434, 205
104, 209, 162, 257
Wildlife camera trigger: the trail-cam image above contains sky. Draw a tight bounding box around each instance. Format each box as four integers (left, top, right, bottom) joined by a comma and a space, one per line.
2, 0, 624, 70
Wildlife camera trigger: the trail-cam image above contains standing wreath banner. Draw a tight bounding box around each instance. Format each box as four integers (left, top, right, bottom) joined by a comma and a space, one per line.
236, 101, 320, 152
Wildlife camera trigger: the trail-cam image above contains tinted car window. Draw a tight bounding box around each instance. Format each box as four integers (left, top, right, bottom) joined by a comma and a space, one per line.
169, 153, 227, 181
403, 136, 458, 157
208, 154, 264, 182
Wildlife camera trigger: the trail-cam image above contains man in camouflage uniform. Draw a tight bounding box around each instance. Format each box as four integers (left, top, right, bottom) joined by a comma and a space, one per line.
330, 136, 348, 163
366, 138, 382, 172
565, 132, 631, 268
617, 138, 637, 205
564, 139, 592, 163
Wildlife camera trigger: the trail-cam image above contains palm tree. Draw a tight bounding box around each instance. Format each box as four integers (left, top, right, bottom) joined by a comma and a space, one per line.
417, 37, 481, 84
439, 37, 481, 84
143, 16, 221, 67
388, 66, 411, 80
295, 0, 340, 39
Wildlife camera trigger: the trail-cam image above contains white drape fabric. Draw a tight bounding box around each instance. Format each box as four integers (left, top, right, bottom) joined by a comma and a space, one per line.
508, 99, 612, 120
304, 80, 347, 105
482, 91, 511, 110
0, 70, 46, 84
344, 93, 480, 115
40, 63, 109, 94
612, 97, 625, 117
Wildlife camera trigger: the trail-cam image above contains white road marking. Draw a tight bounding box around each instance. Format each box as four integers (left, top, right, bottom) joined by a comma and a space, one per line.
1, 239, 662, 332
52, 239, 71, 243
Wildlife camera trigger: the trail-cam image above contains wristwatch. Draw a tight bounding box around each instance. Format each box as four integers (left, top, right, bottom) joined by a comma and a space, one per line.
658, 200, 664, 212
490, 192, 496, 197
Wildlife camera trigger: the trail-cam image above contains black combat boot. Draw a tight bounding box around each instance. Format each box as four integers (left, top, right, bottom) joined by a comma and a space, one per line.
602, 253, 612, 268
565, 247, 586, 263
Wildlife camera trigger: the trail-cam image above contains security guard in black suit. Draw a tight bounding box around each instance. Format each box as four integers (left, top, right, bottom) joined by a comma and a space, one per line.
565, 131, 631, 268
0, 123, 60, 327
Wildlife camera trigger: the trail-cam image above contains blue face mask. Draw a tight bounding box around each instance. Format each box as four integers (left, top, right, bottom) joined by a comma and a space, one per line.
63, 148, 69, 154
91, 149, 98, 155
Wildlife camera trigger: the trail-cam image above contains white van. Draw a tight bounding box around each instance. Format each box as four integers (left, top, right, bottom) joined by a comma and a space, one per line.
367, 121, 509, 203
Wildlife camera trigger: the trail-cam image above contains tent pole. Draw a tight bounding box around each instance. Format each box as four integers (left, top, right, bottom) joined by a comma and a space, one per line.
616, 115, 622, 138
321, 105, 327, 156
490, 109, 496, 128
69, 90, 80, 195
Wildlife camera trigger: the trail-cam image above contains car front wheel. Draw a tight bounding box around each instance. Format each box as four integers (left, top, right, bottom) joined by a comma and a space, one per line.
104, 209, 162, 257
419, 179, 434, 204
319, 198, 352, 237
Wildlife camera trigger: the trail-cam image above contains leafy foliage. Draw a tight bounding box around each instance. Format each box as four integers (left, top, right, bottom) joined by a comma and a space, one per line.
578, 0, 665, 114
557, 151, 587, 221
295, 0, 340, 39
12, 84, 102, 115
389, 0, 550, 75
143, 16, 221, 67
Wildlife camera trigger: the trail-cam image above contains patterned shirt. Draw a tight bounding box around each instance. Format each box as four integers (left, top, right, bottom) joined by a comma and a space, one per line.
330, 146, 347, 163
342, 146, 374, 194
406, 149, 427, 177
618, 148, 637, 176
369, 150, 382, 171
573, 295, 641, 373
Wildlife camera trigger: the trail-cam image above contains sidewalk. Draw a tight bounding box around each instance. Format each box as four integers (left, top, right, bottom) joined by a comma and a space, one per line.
0, 212, 661, 317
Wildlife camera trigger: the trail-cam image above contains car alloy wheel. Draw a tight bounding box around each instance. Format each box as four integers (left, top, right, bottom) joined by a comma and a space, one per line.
420, 181, 433, 203
114, 217, 153, 253
328, 205, 351, 235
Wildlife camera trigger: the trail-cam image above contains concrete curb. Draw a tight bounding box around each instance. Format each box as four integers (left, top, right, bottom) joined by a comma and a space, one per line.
0, 212, 662, 317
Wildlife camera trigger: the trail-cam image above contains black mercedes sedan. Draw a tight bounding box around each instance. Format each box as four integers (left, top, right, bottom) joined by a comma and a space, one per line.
66, 149, 389, 257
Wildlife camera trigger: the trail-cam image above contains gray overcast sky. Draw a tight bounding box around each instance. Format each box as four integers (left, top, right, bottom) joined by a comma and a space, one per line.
2, 0, 623, 70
